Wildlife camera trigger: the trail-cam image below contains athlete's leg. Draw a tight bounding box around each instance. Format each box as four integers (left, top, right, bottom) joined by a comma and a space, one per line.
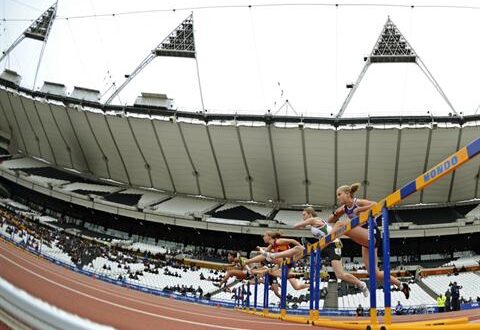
361, 246, 402, 287
262, 245, 305, 261
244, 254, 266, 265
270, 282, 281, 298
288, 277, 309, 290
216, 269, 245, 287
331, 259, 363, 287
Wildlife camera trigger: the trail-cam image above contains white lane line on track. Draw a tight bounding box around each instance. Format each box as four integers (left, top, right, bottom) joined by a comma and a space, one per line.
0, 252, 252, 330
0, 243, 309, 328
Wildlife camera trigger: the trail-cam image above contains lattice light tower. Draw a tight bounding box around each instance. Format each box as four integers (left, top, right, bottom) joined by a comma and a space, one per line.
0, 2, 57, 88
105, 14, 203, 107
336, 17, 457, 118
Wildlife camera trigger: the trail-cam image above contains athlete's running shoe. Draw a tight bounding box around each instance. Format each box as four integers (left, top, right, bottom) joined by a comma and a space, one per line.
401, 282, 411, 299
359, 282, 369, 298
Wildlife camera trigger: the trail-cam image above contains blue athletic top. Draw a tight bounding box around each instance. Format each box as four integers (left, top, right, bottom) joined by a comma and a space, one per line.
344, 198, 376, 229
343, 198, 359, 220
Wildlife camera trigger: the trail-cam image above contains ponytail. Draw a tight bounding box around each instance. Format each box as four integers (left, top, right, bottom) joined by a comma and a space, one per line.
349, 183, 361, 196
337, 182, 361, 197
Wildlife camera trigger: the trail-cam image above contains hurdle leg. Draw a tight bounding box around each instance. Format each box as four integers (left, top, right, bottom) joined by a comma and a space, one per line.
382, 206, 392, 324
263, 273, 269, 316
280, 264, 288, 317
247, 280, 251, 310
368, 213, 378, 324
254, 277, 258, 311
314, 247, 321, 319
236, 287, 240, 307
308, 249, 316, 320
241, 284, 245, 309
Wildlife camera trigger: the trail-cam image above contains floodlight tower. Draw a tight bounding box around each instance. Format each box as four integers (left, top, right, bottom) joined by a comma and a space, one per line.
335, 17, 457, 118
0, 2, 57, 89
104, 14, 204, 109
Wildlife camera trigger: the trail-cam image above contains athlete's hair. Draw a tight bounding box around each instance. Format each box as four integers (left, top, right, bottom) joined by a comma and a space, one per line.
303, 206, 317, 217
264, 231, 282, 239
337, 183, 361, 197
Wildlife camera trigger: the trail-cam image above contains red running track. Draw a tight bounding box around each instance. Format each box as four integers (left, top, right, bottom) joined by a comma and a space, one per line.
0, 239, 314, 330
1, 239, 479, 329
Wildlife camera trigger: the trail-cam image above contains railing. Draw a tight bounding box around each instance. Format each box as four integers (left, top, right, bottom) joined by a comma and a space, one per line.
0, 274, 113, 330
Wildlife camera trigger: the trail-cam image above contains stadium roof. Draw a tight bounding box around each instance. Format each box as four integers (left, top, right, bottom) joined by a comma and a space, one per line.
0, 80, 479, 207
1, 2, 479, 208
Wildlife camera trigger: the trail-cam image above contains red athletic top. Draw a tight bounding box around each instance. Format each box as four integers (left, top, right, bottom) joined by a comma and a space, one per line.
272, 239, 289, 253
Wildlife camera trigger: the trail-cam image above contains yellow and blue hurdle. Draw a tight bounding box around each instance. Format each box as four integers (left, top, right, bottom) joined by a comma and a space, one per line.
251, 137, 480, 323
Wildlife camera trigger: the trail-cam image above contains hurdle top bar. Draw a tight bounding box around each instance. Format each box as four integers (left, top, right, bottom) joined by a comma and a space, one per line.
305, 137, 480, 254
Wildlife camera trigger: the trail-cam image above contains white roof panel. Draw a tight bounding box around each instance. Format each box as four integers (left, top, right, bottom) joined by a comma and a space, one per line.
304, 128, 336, 205
86, 111, 128, 183
209, 125, 250, 201
153, 120, 197, 194
107, 116, 150, 187
422, 128, 460, 203
271, 126, 305, 204
180, 123, 223, 199
239, 126, 277, 202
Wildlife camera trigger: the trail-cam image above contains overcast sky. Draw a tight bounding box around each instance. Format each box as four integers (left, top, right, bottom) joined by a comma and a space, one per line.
2, 0, 480, 117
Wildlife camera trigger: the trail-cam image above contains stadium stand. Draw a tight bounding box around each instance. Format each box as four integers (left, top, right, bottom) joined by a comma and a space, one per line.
152, 196, 220, 218
421, 273, 480, 301
393, 206, 471, 225
338, 282, 436, 310
103, 188, 170, 208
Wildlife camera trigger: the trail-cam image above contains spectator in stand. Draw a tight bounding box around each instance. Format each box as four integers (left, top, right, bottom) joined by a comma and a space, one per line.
445, 289, 451, 312
356, 304, 364, 317
437, 294, 446, 313
450, 282, 462, 311
395, 301, 403, 315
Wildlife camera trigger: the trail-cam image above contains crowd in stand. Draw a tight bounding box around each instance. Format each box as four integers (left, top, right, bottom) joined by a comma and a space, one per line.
0, 205, 219, 293
163, 284, 205, 298
2, 201, 480, 314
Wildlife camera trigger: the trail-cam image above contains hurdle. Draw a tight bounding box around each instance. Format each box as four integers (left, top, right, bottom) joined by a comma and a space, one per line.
253, 277, 258, 311
239, 137, 480, 330
263, 273, 270, 316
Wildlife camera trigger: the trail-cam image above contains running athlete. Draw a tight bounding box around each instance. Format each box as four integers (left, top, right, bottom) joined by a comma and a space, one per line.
244, 231, 309, 291
291, 206, 369, 297
214, 251, 265, 289
328, 183, 410, 298
244, 231, 305, 265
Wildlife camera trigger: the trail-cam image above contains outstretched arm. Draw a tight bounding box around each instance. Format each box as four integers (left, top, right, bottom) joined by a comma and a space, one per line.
328, 206, 345, 224
293, 218, 314, 229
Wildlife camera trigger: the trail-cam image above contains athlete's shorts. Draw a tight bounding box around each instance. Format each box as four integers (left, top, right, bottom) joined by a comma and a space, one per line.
268, 275, 278, 286
321, 240, 342, 262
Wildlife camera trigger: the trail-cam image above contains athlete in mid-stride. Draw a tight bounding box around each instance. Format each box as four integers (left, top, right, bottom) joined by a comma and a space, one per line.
214, 251, 265, 289
243, 231, 309, 292
292, 206, 369, 297
329, 183, 410, 299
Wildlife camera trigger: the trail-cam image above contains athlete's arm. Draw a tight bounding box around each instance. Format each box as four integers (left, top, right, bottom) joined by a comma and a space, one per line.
293, 218, 314, 229
328, 207, 345, 224
353, 199, 376, 215
257, 244, 273, 252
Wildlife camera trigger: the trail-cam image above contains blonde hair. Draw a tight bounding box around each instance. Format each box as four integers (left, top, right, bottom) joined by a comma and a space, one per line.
337, 183, 361, 197
264, 231, 282, 239
303, 206, 317, 217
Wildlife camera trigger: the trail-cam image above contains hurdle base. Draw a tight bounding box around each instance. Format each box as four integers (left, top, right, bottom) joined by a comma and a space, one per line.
309, 309, 319, 320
